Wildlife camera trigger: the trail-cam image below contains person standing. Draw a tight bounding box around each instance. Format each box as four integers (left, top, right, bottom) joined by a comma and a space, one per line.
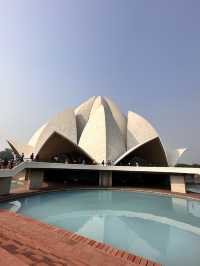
21, 153, 24, 162
30, 153, 34, 161
10, 158, 14, 169
3, 159, 8, 169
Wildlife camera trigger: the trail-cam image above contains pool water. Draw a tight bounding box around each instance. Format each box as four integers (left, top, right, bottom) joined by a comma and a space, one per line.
1, 190, 200, 266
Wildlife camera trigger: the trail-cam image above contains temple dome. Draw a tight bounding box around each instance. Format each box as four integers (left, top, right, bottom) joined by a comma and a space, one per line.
8, 96, 186, 166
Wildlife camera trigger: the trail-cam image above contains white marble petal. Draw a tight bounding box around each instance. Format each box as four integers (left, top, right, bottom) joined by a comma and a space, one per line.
75, 96, 96, 141
34, 108, 77, 155
166, 148, 186, 166
105, 97, 127, 144
28, 123, 47, 147
114, 137, 157, 165
79, 101, 126, 163
127, 111, 158, 150
79, 105, 107, 163
7, 139, 33, 158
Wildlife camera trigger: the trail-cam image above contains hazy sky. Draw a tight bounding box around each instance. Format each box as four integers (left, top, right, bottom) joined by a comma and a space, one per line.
0, 0, 199, 163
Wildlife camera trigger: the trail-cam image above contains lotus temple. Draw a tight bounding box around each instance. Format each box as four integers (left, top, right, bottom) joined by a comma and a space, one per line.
8, 96, 185, 167
0, 96, 198, 195
1, 96, 200, 266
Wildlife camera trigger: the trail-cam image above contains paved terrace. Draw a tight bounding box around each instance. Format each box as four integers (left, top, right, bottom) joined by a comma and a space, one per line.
0, 161, 200, 177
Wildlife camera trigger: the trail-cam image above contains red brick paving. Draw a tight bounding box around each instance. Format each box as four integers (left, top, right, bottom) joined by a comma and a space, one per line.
0, 210, 162, 266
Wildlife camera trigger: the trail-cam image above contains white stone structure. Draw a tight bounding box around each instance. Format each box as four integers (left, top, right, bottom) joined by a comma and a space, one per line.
8, 96, 186, 166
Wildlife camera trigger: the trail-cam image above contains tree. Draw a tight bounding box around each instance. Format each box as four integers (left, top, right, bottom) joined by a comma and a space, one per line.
0, 148, 14, 161
176, 163, 200, 168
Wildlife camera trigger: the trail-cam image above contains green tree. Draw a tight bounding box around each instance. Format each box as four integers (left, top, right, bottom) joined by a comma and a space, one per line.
0, 148, 14, 161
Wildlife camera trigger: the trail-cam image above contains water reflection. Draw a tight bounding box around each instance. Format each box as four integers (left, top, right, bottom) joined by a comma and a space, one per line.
188, 200, 200, 218
8, 201, 22, 212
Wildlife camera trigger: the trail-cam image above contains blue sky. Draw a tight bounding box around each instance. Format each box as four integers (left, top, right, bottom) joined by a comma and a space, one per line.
0, 0, 199, 163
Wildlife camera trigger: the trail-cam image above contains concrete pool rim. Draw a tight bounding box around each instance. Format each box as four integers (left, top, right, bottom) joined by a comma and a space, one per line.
0, 187, 200, 203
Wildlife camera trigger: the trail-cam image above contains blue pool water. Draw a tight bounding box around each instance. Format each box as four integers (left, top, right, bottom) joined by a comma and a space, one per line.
1, 190, 200, 266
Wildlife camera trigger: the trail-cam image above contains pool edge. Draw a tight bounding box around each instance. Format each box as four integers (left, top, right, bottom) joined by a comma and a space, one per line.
0, 209, 162, 266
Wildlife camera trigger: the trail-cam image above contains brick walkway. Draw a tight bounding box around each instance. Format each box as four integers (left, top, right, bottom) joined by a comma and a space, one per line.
0, 210, 161, 266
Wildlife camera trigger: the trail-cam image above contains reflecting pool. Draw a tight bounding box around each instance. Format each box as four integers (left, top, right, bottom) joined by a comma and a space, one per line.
1, 190, 200, 266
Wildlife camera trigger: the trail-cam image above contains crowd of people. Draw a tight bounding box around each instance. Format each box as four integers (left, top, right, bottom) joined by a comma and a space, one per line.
0, 152, 40, 169
101, 160, 114, 166
0, 158, 15, 169
49, 155, 116, 166
0, 151, 142, 170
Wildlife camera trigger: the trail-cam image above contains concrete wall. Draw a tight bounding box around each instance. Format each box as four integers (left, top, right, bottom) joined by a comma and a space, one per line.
99, 171, 112, 187
0, 177, 12, 195
170, 175, 186, 193
14, 169, 29, 181
194, 174, 200, 184
27, 170, 44, 190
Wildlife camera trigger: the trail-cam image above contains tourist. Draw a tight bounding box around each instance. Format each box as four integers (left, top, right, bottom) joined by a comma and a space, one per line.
3, 159, 8, 169
21, 153, 24, 162
30, 153, 34, 161
16, 154, 20, 163
9, 158, 14, 169
12, 151, 16, 161
102, 160, 104, 166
